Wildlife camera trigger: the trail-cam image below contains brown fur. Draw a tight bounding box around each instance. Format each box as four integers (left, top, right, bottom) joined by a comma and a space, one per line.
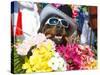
38, 23, 79, 45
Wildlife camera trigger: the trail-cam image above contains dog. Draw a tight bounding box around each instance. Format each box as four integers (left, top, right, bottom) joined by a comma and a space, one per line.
38, 16, 79, 45
38, 5, 78, 45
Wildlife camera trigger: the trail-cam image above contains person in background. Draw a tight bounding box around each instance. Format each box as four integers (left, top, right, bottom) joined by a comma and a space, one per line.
80, 6, 97, 50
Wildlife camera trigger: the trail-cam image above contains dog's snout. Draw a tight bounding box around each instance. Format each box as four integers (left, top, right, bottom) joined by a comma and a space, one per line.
57, 25, 61, 29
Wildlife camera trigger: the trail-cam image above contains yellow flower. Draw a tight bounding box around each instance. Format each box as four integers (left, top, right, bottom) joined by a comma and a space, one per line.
22, 39, 55, 73
45, 39, 55, 51
37, 39, 55, 52
22, 61, 33, 73
46, 67, 53, 72
90, 59, 97, 69
26, 68, 33, 73
32, 48, 39, 54
85, 59, 97, 69
39, 46, 48, 54
22, 62, 30, 69
30, 54, 41, 65
22, 56, 31, 70
41, 61, 48, 68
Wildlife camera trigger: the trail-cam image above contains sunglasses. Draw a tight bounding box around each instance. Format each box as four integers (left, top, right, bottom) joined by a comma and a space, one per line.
45, 17, 69, 28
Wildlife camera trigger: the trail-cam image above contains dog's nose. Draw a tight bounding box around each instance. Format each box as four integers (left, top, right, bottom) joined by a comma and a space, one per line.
57, 25, 61, 29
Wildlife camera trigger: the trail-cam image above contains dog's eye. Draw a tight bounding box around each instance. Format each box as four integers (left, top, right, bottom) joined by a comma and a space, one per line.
61, 20, 69, 28
49, 18, 58, 25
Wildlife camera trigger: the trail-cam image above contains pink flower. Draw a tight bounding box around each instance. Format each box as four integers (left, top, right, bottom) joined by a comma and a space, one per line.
56, 44, 96, 70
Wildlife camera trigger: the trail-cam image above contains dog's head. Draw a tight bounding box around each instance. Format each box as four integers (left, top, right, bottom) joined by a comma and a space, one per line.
38, 5, 77, 45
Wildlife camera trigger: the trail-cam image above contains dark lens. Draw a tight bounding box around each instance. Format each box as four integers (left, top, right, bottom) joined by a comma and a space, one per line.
49, 18, 58, 25
61, 20, 69, 28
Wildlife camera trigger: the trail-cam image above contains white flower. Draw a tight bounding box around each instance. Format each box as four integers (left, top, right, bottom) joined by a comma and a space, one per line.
58, 57, 67, 71
16, 33, 46, 55
45, 39, 56, 50
48, 52, 67, 71
54, 52, 60, 57
48, 57, 59, 70
16, 36, 34, 55
32, 33, 46, 45
16, 42, 31, 55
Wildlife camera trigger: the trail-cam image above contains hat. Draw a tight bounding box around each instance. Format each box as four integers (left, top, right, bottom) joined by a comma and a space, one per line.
39, 4, 77, 36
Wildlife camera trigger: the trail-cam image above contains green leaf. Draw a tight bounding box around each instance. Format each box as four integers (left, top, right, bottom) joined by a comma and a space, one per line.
11, 46, 25, 74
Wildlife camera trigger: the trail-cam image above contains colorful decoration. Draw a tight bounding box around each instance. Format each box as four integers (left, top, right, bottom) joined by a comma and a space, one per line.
56, 44, 96, 70
14, 33, 96, 73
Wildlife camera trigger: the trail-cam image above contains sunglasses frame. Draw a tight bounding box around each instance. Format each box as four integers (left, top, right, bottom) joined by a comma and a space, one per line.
45, 17, 70, 28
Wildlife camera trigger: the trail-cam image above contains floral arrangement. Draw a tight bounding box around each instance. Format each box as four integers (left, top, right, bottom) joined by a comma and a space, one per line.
56, 44, 96, 70
14, 33, 96, 73
16, 33, 67, 73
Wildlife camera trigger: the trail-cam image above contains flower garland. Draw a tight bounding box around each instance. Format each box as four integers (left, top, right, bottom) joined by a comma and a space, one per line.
15, 33, 96, 73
